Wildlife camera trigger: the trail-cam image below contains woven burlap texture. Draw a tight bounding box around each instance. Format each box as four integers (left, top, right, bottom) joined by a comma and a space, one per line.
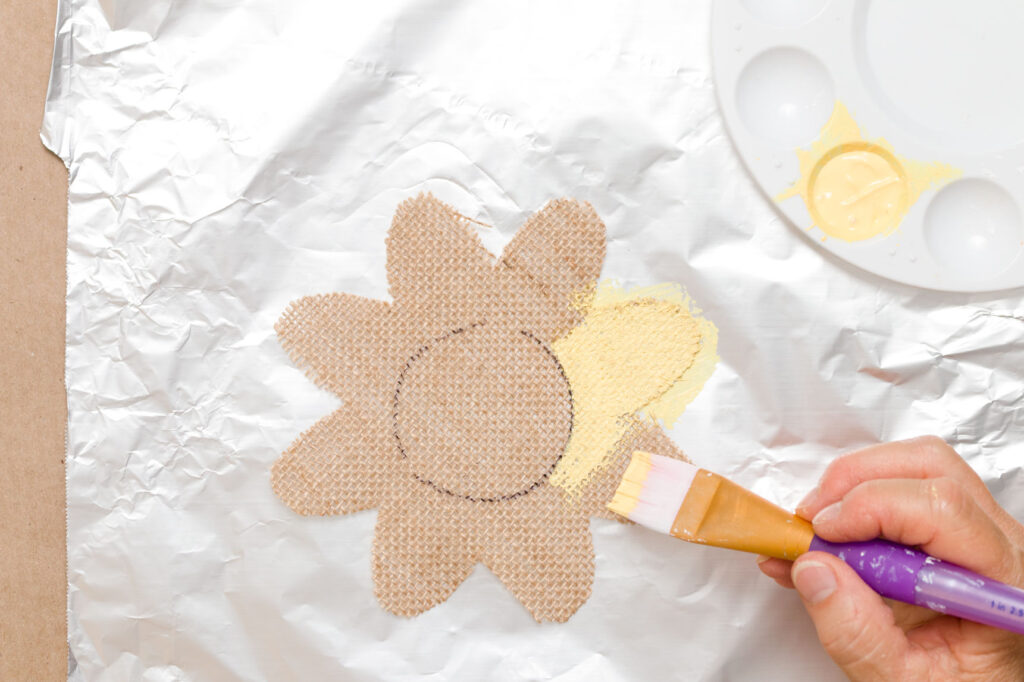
273, 194, 693, 622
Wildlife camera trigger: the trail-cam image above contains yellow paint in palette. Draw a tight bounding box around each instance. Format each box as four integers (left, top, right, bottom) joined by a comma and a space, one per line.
777, 101, 960, 242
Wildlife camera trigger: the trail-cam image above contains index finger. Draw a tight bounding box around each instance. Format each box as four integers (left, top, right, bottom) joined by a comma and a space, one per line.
797, 436, 995, 520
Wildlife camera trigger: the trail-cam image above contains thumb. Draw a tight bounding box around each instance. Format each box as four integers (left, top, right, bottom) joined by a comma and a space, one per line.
792, 552, 910, 681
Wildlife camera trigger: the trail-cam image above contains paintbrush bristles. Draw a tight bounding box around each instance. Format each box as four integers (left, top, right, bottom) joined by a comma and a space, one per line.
607, 451, 698, 535
606, 451, 654, 518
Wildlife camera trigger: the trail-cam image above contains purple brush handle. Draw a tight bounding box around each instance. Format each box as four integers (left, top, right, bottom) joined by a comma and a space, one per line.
809, 537, 1024, 635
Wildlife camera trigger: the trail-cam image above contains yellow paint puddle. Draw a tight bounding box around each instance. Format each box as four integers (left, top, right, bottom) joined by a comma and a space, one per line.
777, 101, 960, 242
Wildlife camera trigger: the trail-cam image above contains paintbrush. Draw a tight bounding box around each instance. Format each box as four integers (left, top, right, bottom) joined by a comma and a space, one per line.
608, 450, 1024, 635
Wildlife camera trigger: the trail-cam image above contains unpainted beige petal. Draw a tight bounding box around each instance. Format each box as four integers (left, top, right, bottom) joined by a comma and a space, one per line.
271, 407, 396, 516
578, 418, 691, 521
498, 198, 606, 342
371, 481, 479, 617
480, 484, 595, 622
385, 193, 500, 334
276, 293, 411, 410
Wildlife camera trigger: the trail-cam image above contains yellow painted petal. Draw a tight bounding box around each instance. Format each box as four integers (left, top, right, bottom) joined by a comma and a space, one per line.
554, 299, 699, 415
578, 281, 719, 426
550, 292, 706, 498
646, 314, 719, 424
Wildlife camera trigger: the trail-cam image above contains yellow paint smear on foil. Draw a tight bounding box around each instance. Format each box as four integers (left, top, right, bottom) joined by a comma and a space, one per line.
777, 101, 960, 242
549, 282, 718, 499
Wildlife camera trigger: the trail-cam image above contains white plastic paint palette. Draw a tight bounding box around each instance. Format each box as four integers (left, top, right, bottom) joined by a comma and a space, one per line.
712, 0, 1024, 292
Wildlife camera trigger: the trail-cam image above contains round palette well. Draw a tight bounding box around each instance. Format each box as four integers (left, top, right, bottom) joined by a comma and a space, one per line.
712, 0, 1024, 292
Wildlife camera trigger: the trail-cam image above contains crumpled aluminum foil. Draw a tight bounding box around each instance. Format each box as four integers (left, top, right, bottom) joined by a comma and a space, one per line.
46, 1, 1024, 680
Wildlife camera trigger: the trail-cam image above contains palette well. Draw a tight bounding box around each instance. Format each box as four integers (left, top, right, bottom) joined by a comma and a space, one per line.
712, 0, 1024, 292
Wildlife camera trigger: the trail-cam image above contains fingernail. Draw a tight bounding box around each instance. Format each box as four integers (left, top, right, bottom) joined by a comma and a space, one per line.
812, 501, 841, 526
797, 486, 819, 513
792, 561, 836, 604
755, 554, 771, 565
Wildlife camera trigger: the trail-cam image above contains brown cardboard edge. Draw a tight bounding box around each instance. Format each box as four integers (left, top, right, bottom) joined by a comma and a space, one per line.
0, 0, 69, 679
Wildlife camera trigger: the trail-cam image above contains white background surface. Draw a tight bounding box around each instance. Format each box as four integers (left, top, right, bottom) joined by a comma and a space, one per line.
46, 0, 1024, 679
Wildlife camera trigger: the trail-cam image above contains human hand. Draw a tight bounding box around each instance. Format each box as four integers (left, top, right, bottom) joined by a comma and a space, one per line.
757, 436, 1024, 681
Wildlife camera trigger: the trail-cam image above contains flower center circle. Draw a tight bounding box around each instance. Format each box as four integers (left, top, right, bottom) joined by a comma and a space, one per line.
393, 323, 573, 502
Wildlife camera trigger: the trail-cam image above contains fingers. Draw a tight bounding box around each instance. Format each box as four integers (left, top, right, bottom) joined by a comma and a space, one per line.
810, 476, 1024, 585
756, 555, 794, 588
791, 553, 911, 682
796, 435, 1024, 553
756, 556, 942, 630
797, 436, 994, 520
765, 438, 1024, 679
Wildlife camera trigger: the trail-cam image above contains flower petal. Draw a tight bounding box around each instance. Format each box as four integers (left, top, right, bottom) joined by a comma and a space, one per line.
481, 485, 595, 622
499, 199, 606, 341
553, 299, 701, 418
579, 418, 691, 521
386, 193, 499, 333
271, 408, 396, 516
547, 300, 702, 497
276, 293, 410, 407
372, 484, 478, 617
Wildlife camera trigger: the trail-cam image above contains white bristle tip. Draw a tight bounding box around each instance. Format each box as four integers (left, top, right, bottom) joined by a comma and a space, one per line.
625, 455, 698, 535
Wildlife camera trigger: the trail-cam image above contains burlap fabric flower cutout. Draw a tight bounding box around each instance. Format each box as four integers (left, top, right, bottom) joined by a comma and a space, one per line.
273, 194, 708, 622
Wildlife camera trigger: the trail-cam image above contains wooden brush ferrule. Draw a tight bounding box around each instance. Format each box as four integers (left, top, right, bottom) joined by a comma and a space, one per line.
670, 470, 814, 560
